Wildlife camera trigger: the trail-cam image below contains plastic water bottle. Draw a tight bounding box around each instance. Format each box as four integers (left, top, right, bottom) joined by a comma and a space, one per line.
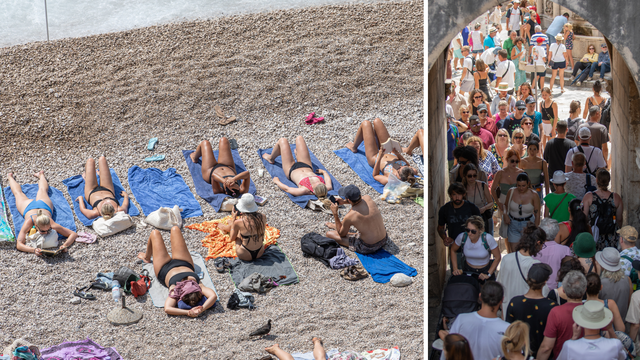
112, 284, 121, 303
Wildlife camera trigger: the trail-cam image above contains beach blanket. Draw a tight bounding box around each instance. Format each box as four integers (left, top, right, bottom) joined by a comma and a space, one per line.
356, 249, 417, 284
229, 245, 299, 287
292, 349, 340, 360
334, 142, 385, 193
0, 186, 14, 241
3, 184, 76, 240
361, 347, 401, 360
143, 251, 218, 308
186, 215, 280, 260
413, 154, 424, 176
62, 169, 140, 226
182, 149, 256, 212
258, 145, 341, 208
40, 338, 122, 360
127, 166, 202, 218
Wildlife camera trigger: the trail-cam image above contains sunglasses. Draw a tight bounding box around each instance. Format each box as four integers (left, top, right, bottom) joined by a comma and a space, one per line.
467, 174, 478, 178
519, 204, 523, 216
474, 96, 483, 99
34, 223, 51, 235
514, 136, 524, 140
523, 122, 533, 125
498, 134, 508, 137
465, 228, 478, 235
510, 159, 520, 164
462, 111, 470, 114
458, 160, 468, 165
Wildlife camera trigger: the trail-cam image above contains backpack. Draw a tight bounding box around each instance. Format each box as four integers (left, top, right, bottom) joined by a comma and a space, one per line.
566, 116, 582, 141
466, 55, 476, 74
585, 173, 597, 193
130, 269, 151, 298
601, 98, 612, 131
577, 146, 598, 176
301, 232, 340, 267
590, 192, 617, 237
460, 232, 491, 253
621, 255, 640, 291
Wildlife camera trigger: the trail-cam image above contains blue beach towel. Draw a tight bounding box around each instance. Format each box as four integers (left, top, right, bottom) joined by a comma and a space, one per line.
0, 186, 15, 241
334, 142, 385, 193
3, 184, 76, 239
356, 248, 417, 284
127, 166, 202, 218
182, 149, 256, 212
62, 169, 140, 226
257, 145, 341, 208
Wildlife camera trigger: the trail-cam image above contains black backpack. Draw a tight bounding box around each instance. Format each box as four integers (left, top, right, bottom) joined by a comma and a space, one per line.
601, 98, 612, 131
301, 233, 340, 267
566, 116, 582, 141
591, 192, 617, 236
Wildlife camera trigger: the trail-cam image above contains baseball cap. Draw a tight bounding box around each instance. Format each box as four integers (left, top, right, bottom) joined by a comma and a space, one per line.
618, 226, 638, 242
536, 37, 544, 43
578, 127, 592, 140
528, 263, 553, 285
515, 100, 526, 110
477, 104, 488, 112
339, 185, 361, 202
525, 96, 536, 104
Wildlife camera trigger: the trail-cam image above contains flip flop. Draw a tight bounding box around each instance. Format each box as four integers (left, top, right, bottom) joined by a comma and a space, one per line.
145, 154, 166, 162
219, 116, 237, 126
214, 105, 225, 118
229, 138, 239, 150
74, 286, 96, 300
214, 258, 225, 273
311, 116, 324, 124
147, 137, 158, 151
89, 280, 109, 291
305, 112, 316, 124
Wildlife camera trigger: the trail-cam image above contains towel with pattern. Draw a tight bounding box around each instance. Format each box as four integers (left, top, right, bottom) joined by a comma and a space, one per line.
186, 215, 280, 260
0, 186, 14, 241
39, 338, 122, 360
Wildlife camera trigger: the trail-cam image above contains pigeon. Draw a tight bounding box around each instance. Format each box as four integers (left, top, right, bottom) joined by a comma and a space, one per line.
249, 319, 272, 337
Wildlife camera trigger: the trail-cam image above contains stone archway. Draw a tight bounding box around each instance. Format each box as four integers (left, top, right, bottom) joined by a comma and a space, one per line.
427, 0, 640, 305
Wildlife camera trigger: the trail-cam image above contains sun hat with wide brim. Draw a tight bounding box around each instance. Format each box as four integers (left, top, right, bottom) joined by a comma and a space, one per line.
549, 170, 568, 184
595, 247, 622, 272
555, 34, 564, 41
235, 193, 259, 213
572, 300, 614, 330
573, 232, 596, 258
493, 82, 513, 92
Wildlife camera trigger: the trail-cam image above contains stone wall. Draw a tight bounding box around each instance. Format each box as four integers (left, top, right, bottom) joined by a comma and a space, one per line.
427, 52, 448, 307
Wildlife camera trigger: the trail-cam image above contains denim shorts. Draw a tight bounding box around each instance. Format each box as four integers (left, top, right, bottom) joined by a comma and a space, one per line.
508, 216, 533, 243
551, 61, 566, 70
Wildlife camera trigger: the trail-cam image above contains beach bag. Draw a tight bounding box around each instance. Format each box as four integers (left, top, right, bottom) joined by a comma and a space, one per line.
220, 198, 238, 212
301, 232, 340, 267
113, 266, 140, 294
92, 211, 134, 236
145, 205, 182, 230
26, 229, 59, 249
381, 174, 411, 204
131, 269, 151, 298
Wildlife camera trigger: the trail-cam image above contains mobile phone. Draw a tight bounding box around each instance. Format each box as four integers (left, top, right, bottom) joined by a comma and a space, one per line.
254, 195, 267, 206
329, 195, 338, 204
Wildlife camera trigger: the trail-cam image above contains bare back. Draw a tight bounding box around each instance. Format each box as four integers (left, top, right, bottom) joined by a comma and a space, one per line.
344, 195, 386, 243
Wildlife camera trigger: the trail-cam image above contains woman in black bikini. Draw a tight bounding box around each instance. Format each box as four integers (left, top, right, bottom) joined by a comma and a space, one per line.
191, 138, 251, 197
218, 194, 268, 261
77, 156, 130, 220
138, 226, 218, 317
8, 171, 77, 255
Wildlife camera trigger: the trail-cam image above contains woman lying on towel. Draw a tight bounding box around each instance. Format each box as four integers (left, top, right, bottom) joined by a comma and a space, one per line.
403, 128, 424, 156
8, 172, 77, 255
217, 194, 268, 261
265, 337, 365, 360
76, 156, 130, 220
262, 136, 333, 200
346, 118, 419, 185
138, 226, 218, 317
191, 138, 251, 197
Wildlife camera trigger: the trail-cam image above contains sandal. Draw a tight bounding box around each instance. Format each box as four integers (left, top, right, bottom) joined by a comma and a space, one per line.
145, 154, 165, 162
219, 116, 237, 126
74, 286, 96, 300
89, 280, 109, 291
214, 258, 225, 273
214, 105, 225, 119
147, 137, 158, 151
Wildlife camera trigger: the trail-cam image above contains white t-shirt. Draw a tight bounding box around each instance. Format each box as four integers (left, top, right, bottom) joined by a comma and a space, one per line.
533, 45, 547, 66
509, 7, 521, 31
625, 290, 640, 324
556, 337, 626, 360
496, 252, 548, 318
549, 43, 567, 62
455, 232, 498, 266
440, 312, 509, 360
471, 30, 484, 51
446, 104, 454, 118
452, 33, 463, 50
463, 56, 475, 81
496, 59, 516, 89
564, 145, 607, 173
481, 47, 497, 66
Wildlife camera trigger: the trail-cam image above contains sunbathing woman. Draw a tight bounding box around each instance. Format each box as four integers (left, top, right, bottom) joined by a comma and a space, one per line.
346, 118, 418, 185
138, 226, 218, 317
403, 128, 424, 156
76, 156, 130, 220
262, 136, 333, 199
265, 338, 364, 360
191, 138, 251, 197
217, 194, 268, 261
8, 172, 77, 255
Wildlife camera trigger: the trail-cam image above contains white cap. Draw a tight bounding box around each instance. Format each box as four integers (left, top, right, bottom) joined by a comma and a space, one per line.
578, 127, 592, 140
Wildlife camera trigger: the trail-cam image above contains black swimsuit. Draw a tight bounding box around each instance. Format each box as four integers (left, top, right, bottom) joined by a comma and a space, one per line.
209, 163, 241, 196
288, 162, 313, 180
157, 259, 200, 287
240, 233, 264, 261
88, 186, 118, 208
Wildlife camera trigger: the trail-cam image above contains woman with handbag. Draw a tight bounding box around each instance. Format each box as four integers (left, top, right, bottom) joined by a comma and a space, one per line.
217, 193, 268, 262
503, 173, 541, 252
462, 164, 495, 234
450, 215, 501, 284
548, 35, 568, 93
191, 137, 251, 198
519, 140, 549, 202
138, 226, 218, 317
491, 149, 525, 253
511, 36, 527, 91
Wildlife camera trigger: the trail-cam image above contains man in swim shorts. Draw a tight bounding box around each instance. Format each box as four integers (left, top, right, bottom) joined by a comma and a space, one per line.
325, 185, 388, 254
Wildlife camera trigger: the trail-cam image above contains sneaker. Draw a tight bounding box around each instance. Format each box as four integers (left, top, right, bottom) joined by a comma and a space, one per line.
570, 75, 575, 81
576, 81, 582, 86
588, 76, 593, 81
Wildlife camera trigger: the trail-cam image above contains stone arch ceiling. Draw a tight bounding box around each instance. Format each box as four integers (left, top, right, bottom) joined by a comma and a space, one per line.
428, 0, 640, 93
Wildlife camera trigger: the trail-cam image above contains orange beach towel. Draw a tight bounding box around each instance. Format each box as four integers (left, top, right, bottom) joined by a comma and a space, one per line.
186, 216, 281, 260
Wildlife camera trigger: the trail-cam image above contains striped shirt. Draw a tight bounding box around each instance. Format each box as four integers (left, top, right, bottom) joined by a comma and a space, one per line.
530, 33, 549, 47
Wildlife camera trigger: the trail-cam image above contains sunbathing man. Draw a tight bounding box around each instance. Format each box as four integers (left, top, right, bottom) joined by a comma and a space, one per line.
346, 118, 418, 185
217, 194, 268, 261
76, 156, 130, 220
138, 226, 218, 317
403, 128, 424, 156
8, 172, 77, 255
191, 138, 251, 197
262, 136, 333, 202
325, 185, 388, 254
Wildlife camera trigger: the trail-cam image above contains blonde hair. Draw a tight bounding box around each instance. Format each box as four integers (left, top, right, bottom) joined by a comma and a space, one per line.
465, 136, 487, 160
313, 183, 332, 209
512, 127, 525, 141
459, 104, 470, 113
501, 321, 531, 358
601, 268, 625, 283
497, 128, 511, 143
565, 23, 573, 31
101, 202, 115, 220
498, 100, 508, 109
35, 209, 51, 227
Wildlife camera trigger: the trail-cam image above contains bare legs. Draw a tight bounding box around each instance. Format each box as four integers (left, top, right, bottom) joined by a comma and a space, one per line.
550, 69, 557, 90
262, 138, 296, 178
264, 344, 295, 360
34, 171, 54, 211
83, 156, 115, 201
7, 173, 31, 216
403, 129, 424, 156
193, 140, 217, 182
138, 227, 193, 281
559, 68, 565, 92
346, 118, 391, 167
265, 338, 326, 360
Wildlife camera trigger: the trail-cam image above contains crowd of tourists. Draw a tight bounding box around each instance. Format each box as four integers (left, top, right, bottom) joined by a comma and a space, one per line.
437, 1, 634, 359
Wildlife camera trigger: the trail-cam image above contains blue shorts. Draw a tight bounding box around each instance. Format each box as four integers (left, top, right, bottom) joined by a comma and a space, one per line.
472, 49, 483, 54
508, 216, 533, 243
551, 61, 566, 70
453, 49, 464, 59
22, 199, 52, 217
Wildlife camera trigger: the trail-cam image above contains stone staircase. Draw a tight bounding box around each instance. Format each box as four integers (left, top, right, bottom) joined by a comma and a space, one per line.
542, 66, 612, 89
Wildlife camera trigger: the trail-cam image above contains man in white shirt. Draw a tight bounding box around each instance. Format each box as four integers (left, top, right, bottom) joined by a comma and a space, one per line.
564, 127, 606, 174
481, 46, 501, 82
555, 301, 626, 360
451, 33, 464, 70
459, 46, 475, 95
439, 281, 509, 360
495, 49, 516, 92
507, 0, 522, 35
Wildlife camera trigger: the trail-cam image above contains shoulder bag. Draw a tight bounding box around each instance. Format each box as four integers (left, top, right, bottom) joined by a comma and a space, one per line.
550, 193, 569, 218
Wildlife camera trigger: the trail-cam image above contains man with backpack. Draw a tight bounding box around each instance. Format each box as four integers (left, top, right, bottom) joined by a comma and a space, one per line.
563, 153, 597, 201
460, 46, 475, 95
543, 120, 576, 190
564, 127, 606, 174
618, 226, 640, 277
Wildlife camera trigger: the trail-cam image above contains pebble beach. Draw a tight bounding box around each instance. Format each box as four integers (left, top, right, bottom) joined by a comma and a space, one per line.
0, 1, 424, 358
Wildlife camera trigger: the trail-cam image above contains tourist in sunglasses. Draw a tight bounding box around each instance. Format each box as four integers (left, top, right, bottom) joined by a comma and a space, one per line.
503, 173, 541, 254
450, 215, 501, 283
490, 128, 511, 169
491, 149, 525, 252
507, 127, 527, 159
7, 172, 77, 256
520, 140, 550, 202
462, 164, 495, 233
571, 44, 598, 83
469, 89, 493, 117
450, 145, 487, 184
